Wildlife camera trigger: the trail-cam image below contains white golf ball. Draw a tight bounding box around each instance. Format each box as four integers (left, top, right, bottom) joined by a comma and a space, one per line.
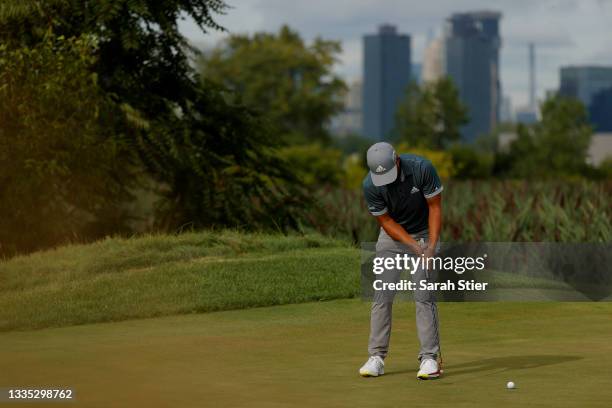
506, 381, 516, 389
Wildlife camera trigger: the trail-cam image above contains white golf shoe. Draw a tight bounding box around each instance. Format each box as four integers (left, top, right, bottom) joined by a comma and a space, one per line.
417, 358, 441, 380
359, 356, 385, 377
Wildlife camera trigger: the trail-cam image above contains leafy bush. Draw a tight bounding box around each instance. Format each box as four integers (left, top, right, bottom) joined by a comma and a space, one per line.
279, 144, 343, 187
598, 156, 612, 179
395, 144, 456, 179
341, 153, 367, 190
448, 144, 493, 179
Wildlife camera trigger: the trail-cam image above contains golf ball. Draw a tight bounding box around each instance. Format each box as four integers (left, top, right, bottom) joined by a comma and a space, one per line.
506, 381, 516, 389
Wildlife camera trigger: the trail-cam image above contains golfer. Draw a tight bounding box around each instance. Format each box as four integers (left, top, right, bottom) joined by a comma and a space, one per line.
359, 142, 443, 380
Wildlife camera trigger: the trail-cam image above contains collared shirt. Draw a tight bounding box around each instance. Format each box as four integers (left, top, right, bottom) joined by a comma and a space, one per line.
362, 153, 443, 233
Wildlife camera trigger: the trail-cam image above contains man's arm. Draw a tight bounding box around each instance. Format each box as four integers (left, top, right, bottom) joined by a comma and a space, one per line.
425, 193, 442, 257
375, 213, 423, 255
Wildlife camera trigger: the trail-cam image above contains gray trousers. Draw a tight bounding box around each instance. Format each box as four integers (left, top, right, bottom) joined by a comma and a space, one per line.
368, 228, 441, 361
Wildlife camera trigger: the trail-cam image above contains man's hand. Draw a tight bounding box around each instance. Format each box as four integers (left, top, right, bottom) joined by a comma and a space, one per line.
375, 213, 422, 254
374, 192, 442, 257
424, 245, 436, 259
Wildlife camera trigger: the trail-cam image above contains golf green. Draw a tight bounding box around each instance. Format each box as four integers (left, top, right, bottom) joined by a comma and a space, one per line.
1, 300, 611, 407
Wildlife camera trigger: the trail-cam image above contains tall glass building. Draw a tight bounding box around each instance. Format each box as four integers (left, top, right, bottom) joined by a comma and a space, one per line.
589, 87, 612, 132
559, 66, 612, 106
362, 25, 411, 140
444, 11, 502, 142
559, 66, 612, 132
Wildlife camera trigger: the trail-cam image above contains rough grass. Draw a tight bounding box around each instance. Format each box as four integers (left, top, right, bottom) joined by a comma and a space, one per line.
0, 231, 360, 332
1, 229, 606, 333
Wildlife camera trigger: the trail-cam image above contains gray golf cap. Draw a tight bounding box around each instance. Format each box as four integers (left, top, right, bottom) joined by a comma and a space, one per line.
367, 142, 398, 186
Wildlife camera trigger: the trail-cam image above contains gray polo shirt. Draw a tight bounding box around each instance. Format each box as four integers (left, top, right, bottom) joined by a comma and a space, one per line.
362, 153, 443, 233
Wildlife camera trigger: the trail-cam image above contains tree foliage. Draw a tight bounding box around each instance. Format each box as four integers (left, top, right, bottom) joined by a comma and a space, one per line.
140, 81, 309, 231
0, 0, 226, 106
395, 78, 468, 149
278, 144, 343, 187
497, 97, 592, 178
0, 36, 134, 255
448, 145, 493, 179
598, 156, 612, 179
0, 0, 308, 251
199, 25, 347, 144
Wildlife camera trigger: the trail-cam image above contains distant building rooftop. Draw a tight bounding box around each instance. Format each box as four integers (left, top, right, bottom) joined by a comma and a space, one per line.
378, 24, 397, 35
588, 133, 612, 166
449, 10, 502, 19
561, 65, 612, 70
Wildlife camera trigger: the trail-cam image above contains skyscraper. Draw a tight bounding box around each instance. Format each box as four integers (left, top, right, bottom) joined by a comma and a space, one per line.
588, 87, 612, 132
528, 42, 536, 110
362, 24, 411, 140
444, 11, 502, 142
422, 36, 444, 83
559, 66, 612, 106
559, 66, 612, 132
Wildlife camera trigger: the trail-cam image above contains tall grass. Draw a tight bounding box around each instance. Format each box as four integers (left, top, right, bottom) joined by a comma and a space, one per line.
311, 181, 612, 243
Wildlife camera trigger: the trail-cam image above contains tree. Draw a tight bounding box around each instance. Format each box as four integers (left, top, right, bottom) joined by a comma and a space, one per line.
598, 156, 612, 179
499, 97, 592, 178
447, 145, 493, 179
395, 77, 468, 149
141, 81, 309, 231
0, 0, 308, 242
199, 25, 347, 144
278, 144, 343, 187
0, 0, 226, 113
0, 36, 134, 255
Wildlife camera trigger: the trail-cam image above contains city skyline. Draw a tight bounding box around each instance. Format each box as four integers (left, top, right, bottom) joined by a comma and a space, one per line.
559, 66, 612, 131
444, 11, 502, 141
179, 0, 612, 109
362, 25, 411, 140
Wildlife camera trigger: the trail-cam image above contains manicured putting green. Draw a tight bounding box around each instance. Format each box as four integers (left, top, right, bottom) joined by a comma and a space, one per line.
1, 300, 611, 407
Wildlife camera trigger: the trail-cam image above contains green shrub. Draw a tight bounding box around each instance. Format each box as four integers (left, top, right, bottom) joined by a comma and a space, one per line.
448, 144, 493, 179
279, 144, 343, 187
598, 156, 612, 179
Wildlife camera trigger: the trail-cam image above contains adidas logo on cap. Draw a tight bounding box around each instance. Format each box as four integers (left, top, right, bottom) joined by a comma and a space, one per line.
375, 165, 386, 173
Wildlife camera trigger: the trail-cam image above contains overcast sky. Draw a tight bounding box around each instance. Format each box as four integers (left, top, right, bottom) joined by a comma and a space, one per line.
179, 0, 612, 111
